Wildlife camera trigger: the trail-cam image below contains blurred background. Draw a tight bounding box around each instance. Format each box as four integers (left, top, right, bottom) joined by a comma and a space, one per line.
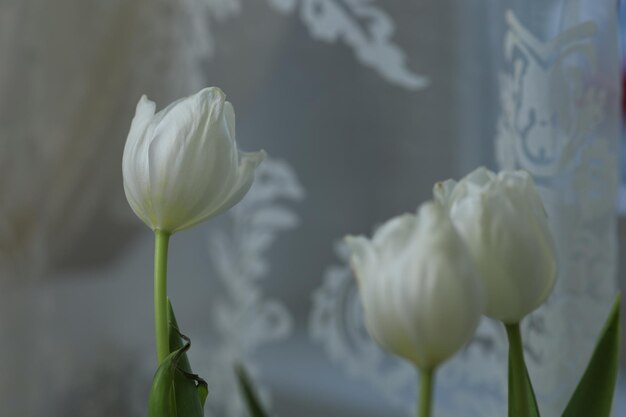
0, 0, 624, 416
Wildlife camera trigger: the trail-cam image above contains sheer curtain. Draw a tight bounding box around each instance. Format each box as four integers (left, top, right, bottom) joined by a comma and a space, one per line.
494, 2, 621, 417
0, 1, 620, 417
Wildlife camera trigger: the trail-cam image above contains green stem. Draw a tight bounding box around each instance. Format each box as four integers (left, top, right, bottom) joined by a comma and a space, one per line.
154, 230, 171, 364
505, 322, 532, 417
418, 368, 435, 417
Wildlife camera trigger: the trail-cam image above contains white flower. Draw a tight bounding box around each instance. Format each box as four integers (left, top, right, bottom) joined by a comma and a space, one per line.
345, 202, 484, 370
122, 87, 265, 233
434, 167, 557, 324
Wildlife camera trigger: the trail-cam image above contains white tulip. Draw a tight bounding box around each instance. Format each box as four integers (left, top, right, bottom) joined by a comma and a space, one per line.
434, 167, 557, 324
122, 87, 265, 234
345, 202, 484, 370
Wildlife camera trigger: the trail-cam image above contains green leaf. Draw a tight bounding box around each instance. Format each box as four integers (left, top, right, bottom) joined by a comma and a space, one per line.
168, 300, 207, 417
235, 364, 271, 417
197, 379, 208, 408
561, 293, 621, 417
148, 301, 208, 417
148, 347, 185, 417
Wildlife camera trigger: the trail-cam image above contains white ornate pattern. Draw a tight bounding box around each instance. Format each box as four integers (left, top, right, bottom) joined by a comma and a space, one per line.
496, 10, 602, 179
147, 0, 429, 90
202, 157, 304, 417
266, 0, 429, 90
202, 0, 428, 90
496, 9, 618, 417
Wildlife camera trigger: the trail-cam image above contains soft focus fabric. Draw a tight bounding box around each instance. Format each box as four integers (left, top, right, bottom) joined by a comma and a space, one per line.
0, 1, 621, 417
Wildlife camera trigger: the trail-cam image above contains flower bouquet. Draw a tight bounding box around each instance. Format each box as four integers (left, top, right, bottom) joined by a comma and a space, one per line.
122, 87, 620, 417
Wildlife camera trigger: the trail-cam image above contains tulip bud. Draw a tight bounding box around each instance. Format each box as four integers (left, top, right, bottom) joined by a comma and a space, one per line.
122, 87, 265, 234
434, 167, 557, 324
345, 202, 484, 370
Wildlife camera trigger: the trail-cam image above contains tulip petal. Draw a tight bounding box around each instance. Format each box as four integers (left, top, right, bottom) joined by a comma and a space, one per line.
122, 87, 264, 233
174, 150, 265, 232
127, 95, 157, 144
433, 179, 456, 206
123, 95, 158, 228
346, 201, 484, 369
438, 167, 556, 323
